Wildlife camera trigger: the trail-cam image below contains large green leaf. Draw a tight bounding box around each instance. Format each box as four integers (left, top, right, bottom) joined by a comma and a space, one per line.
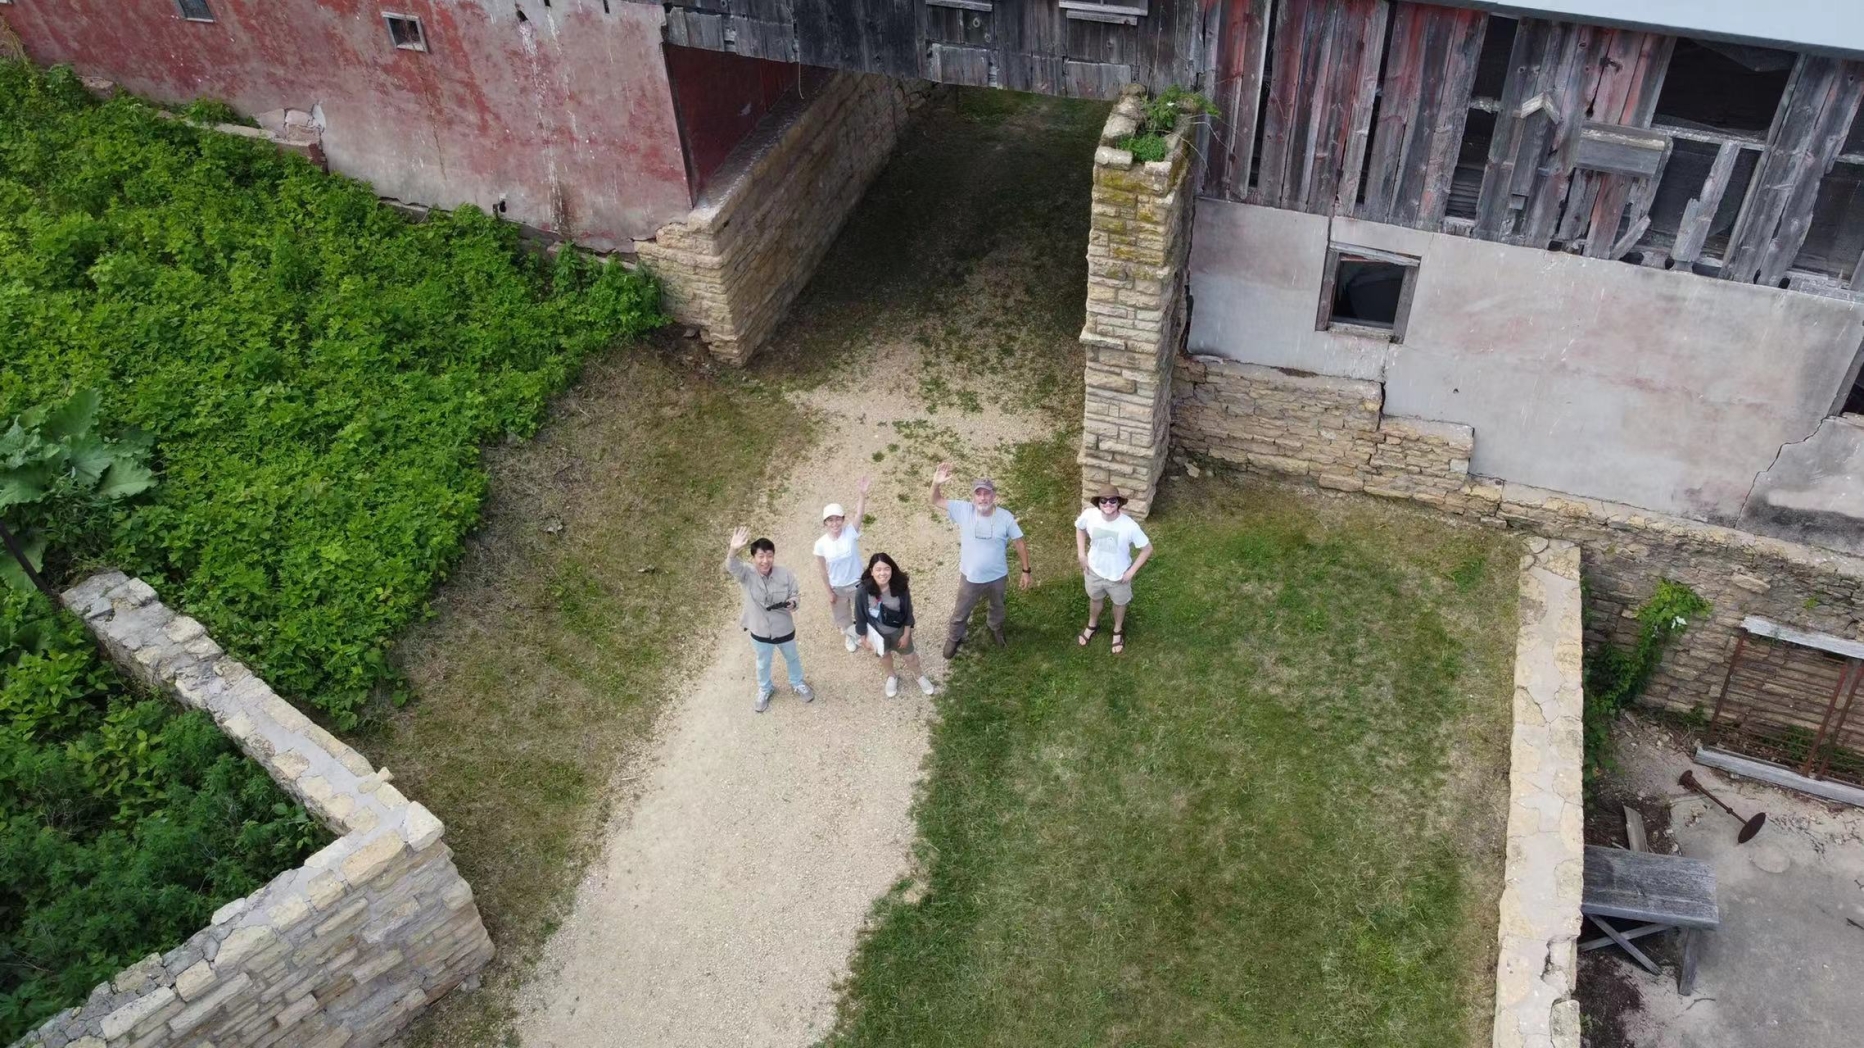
41, 388, 100, 443
0, 531, 46, 593
63, 433, 115, 486
95, 459, 156, 501
0, 466, 53, 510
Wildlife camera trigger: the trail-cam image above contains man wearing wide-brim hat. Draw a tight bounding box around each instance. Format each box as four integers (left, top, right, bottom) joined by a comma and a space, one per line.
930, 461, 1029, 659
1074, 483, 1152, 655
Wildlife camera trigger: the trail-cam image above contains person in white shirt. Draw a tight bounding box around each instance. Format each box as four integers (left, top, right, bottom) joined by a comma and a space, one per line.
931, 462, 1030, 659
813, 477, 870, 652
1074, 483, 1152, 655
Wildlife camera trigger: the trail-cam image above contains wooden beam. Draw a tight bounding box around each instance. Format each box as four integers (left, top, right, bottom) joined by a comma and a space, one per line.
1207, 0, 1270, 202
1723, 56, 1864, 285
1672, 141, 1743, 263
1574, 123, 1669, 178
1332, 0, 1389, 215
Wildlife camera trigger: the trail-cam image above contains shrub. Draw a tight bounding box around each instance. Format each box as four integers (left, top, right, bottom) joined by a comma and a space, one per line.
0, 61, 666, 726
0, 588, 326, 1042
1582, 578, 1709, 781
1115, 84, 1215, 165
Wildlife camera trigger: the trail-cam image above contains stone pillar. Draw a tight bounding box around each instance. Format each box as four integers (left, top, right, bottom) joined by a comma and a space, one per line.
1078, 87, 1196, 519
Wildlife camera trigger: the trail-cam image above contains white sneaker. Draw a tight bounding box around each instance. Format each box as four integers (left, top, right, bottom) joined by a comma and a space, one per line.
845, 634, 860, 652
885, 675, 899, 697
917, 676, 936, 695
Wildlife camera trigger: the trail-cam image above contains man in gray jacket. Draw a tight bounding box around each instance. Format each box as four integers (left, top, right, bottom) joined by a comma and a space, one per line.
726, 526, 814, 712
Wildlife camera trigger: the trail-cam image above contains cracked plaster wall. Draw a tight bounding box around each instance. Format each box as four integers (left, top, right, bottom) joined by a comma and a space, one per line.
1187, 199, 1864, 525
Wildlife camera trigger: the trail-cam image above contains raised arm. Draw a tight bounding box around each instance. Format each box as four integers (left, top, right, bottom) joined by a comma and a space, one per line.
724, 525, 750, 577
930, 461, 954, 510
853, 475, 871, 526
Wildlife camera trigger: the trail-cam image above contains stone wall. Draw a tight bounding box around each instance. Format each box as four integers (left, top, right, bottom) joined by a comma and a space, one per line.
1078, 89, 1195, 519
12, 573, 492, 1048
1492, 540, 1585, 1048
1172, 358, 1864, 723
637, 72, 924, 365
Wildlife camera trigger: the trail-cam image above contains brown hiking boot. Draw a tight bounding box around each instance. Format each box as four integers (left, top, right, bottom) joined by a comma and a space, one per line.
943, 635, 961, 659
990, 627, 1006, 648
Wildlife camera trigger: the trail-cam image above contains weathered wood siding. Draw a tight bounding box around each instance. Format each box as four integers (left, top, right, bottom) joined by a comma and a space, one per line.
664, 0, 1207, 99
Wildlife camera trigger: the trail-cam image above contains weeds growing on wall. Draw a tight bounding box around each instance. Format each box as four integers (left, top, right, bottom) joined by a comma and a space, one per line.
0, 589, 327, 1042
1583, 579, 1710, 782
0, 61, 665, 727
1115, 85, 1215, 164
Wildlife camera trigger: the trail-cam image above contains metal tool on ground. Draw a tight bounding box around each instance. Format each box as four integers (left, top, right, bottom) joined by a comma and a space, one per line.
1679, 770, 1768, 844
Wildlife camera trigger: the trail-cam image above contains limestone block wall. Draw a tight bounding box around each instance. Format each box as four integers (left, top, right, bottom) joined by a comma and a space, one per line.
637, 72, 924, 365
1172, 356, 1480, 507
1078, 89, 1195, 519
1172, 358, 1864, 723
11, 573, 492, 1048
1492, 540, 1585, 1048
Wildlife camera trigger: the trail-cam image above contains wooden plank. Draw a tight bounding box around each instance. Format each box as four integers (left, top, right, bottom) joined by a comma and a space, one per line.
928, 43, 992, 87
1582, 845, 1721, 929
1672, 141, 1743, 263
1254, 0, 1314, 207
1696, 745, 1864, 807
1063, 60, 1131, 100
1364, 4, 1484, 227
1475, 18, 1556, 239
1724, 56, 1864, 285
1574, 123, 1669, 178
1743, 616, 1864, 662
1411, 9, 1485, 227
1331, 0, 1389, 215
1206, 0, 1270, 202
1623, 805, 1649, 852
1361, 1, 1428, 222
1586, 914, 1662, 974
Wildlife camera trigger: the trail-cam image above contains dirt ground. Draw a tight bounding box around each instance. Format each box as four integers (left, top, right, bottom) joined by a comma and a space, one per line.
1579, 715, 1864, 1048
509, 92, 1102, 1048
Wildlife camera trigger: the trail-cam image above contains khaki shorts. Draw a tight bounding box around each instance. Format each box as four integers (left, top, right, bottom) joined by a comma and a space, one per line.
828, 584, 859, 630
1084, 573, 1134, 606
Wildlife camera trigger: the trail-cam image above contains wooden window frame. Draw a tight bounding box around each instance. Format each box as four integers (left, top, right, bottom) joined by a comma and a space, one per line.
1060, 0, 1147, 26
1317, 245, 1420, 343
926, 0, 994, 11
175, 0, 215, 22
384, 13, 427, 52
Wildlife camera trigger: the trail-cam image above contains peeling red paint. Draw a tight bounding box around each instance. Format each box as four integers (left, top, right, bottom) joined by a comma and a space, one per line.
4, 0, 694, 249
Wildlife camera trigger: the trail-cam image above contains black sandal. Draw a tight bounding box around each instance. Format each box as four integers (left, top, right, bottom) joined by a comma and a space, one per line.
1110, 631, 1125, 654
1077, 625, 1098, 646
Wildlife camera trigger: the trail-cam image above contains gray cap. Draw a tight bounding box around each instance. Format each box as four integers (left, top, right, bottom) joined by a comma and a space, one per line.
972, 478, 996, 493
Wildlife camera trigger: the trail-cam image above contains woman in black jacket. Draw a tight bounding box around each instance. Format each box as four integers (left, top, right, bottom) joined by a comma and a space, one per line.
854, 552, 936, 697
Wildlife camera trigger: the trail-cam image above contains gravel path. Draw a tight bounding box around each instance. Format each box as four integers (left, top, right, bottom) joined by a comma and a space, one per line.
514, 346, 1043, 1047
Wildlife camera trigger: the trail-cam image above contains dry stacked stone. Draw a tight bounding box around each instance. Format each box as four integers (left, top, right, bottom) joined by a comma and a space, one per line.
11, 573, 493, 1048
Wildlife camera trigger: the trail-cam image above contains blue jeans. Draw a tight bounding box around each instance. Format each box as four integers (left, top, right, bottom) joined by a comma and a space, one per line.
751, 637, 804, 694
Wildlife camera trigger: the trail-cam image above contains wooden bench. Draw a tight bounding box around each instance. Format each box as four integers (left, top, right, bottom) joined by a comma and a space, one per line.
1581, 843, 1720, 994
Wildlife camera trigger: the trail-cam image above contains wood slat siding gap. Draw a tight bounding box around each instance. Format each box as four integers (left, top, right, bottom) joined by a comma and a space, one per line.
1570, 33, 1673, 255
1363, 4, 1484, 228
1332, 0, 1390, 215
1204, 0, 1269, 201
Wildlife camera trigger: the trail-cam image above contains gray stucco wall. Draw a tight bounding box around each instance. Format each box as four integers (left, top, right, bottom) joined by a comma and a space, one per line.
1187, 199, 1864, 524
1741, 414, 1864, 555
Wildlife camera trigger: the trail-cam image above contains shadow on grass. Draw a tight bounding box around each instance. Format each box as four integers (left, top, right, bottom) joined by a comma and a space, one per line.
827, 476, 1520, 1048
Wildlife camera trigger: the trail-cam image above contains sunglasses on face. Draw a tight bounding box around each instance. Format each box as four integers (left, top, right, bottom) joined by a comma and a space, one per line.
1098, 498, 1121, 505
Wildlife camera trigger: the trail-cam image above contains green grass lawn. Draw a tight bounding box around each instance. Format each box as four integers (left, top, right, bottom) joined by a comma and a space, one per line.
828, 474, 1519, 1048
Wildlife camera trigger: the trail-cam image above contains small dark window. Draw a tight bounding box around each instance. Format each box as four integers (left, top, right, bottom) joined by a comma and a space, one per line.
176, 0, 214, 22
1654, 39, 1793, 135
1318, 247, 1419, 342
385, 14, 427, 51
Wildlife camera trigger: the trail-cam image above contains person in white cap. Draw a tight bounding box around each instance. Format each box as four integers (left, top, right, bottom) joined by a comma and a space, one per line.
930, 461, 1028, 658
813, 477, 871, 651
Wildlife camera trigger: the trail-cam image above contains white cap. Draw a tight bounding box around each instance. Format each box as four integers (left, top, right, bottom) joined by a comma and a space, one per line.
822, 503, 846, 521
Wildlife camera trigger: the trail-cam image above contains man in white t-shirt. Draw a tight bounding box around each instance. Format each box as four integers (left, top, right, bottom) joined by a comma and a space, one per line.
813, 477, 870, 652
1074, 483, 1152, 655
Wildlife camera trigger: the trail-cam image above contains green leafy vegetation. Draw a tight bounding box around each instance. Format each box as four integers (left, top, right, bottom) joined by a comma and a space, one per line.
1117, 85, 1216, 164
0, 589, 326, 1042
0, 389, 156, 593
0, 61, 665, 727
1582, 579, 1709, 781
828, 478, 1519, 1048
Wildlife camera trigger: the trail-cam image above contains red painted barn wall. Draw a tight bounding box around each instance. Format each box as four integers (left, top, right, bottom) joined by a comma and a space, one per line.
664, 45, 830, 194
2, 0, 693, 250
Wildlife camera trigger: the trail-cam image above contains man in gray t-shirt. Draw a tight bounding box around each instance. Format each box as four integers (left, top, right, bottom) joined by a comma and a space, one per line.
931, 461, 1030, 659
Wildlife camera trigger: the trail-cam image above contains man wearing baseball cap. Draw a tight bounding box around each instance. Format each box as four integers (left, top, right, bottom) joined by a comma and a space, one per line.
1074, 483, 1152, 655
813, 477, 871, 652
930, 461, 1029, 659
